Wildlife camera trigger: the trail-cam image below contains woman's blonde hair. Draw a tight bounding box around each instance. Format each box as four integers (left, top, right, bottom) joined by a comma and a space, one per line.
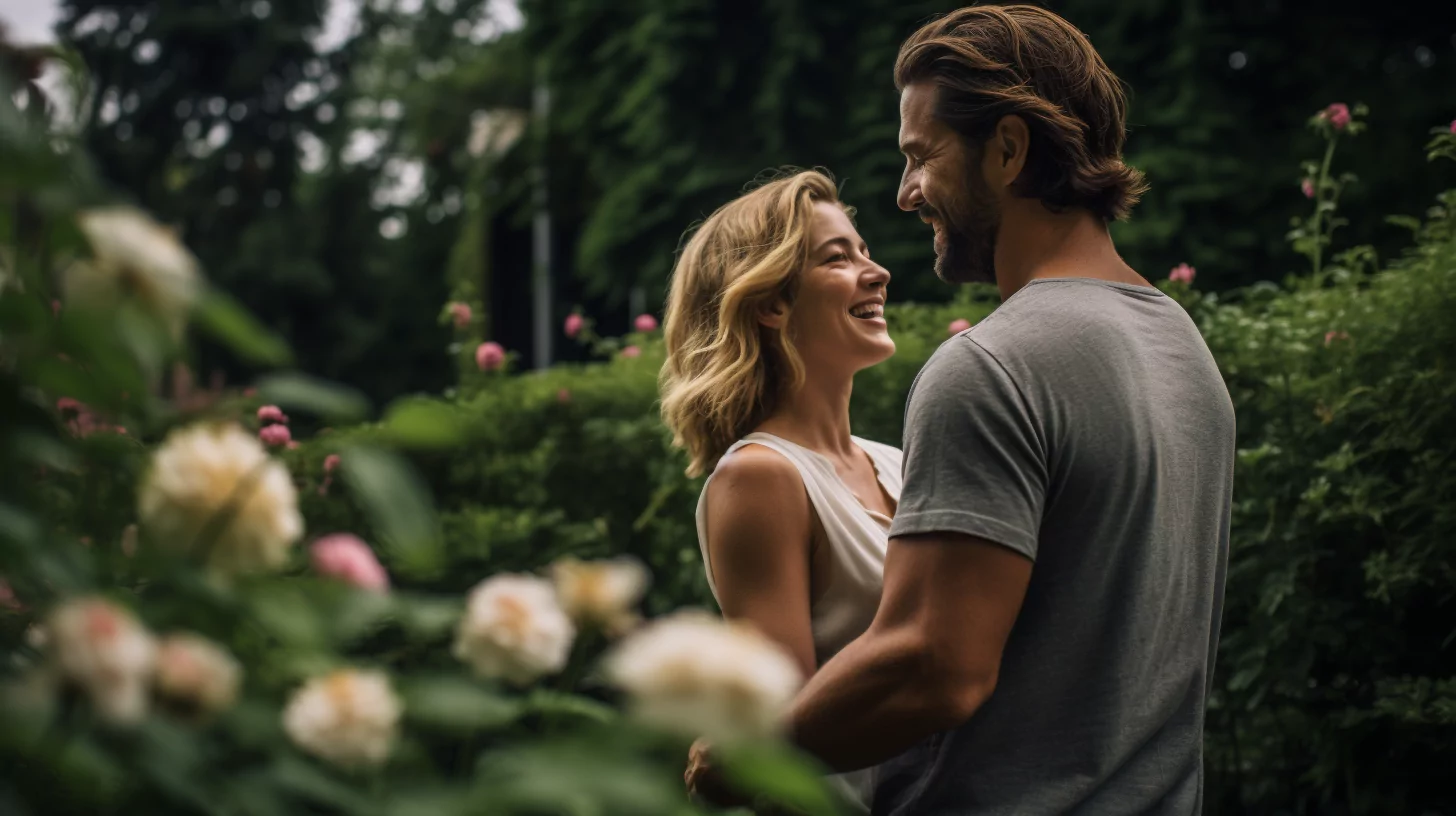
659, 169, 850, 477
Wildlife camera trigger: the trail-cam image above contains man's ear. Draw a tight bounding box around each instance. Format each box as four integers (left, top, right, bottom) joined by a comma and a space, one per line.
758, 300, 789, 330
986, 115, 1030, 188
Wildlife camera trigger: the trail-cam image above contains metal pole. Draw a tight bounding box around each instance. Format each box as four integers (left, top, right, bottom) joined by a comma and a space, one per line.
531, 64, 552, 370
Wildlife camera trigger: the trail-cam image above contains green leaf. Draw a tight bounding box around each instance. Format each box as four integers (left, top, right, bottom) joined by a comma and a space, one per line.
379, 397, 472, 449
338, 446, 443, 576
524, 689, 617, 726
271, 756, 379, 815
720, 740, 845, 816
194, 289, 292, 366
256, 373, 371, 422
401, 676, 521, 733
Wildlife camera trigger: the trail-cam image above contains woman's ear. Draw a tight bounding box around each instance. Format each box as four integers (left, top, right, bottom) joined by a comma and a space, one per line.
758, 300, 789, 330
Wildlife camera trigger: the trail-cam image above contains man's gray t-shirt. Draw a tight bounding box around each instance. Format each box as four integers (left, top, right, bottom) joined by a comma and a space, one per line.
877, 279, 1235, 816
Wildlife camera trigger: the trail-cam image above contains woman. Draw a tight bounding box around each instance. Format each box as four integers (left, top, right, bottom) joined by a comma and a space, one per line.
660, 169, 898, 810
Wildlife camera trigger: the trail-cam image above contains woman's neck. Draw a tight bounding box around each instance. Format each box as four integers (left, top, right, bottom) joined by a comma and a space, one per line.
755, 366, 857, 459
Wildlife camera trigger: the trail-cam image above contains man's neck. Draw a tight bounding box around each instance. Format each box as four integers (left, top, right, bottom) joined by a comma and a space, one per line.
992, 204, 1147, 300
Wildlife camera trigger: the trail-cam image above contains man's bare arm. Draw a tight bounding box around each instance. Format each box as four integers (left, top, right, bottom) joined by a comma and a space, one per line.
786, 531, 1032, 771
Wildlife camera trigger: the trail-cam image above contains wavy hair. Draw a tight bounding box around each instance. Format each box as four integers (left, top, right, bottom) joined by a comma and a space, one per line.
895, 5, 1148, 221
659, 169, 848, 477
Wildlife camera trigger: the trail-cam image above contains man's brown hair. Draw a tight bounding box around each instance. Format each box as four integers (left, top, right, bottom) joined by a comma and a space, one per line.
894, 5, 1148, 221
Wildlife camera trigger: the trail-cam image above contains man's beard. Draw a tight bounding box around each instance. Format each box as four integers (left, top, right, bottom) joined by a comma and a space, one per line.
929, 170, 1001, 285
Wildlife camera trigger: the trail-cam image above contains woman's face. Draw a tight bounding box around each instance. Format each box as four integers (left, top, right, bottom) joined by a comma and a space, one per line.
780, 201, 895, 374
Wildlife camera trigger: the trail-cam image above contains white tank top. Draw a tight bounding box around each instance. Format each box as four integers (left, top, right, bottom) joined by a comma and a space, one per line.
696, 432, 902, 662
696, 432, 902, 810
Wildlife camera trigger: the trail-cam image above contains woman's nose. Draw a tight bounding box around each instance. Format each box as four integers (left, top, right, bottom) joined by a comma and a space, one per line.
863, 261, 891, 289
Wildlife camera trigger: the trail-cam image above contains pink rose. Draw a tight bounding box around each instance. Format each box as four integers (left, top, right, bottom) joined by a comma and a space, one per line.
259, 424, 292, 448
620, 345, 641, 359
557, 388, 572, 404
310, 534, 390, 592
1324, 330, 1350, 346
563, 313, 584, 338
449, 302, 472, 329
257, 405, 289, 425
56, 397, 82, 415
1449, 119, 1456, 134
323, 454, 341, 474
633, 313, 659, 333
947, 318, 972, 336
1322, 103, 1351, 130
1168, 263, 1197, 285
475, 341, 506, 371
1301, 179, 1315, 199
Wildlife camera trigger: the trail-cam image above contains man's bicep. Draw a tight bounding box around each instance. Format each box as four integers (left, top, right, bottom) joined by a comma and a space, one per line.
879, 531, 1033, 691
892, 339, 1047, 560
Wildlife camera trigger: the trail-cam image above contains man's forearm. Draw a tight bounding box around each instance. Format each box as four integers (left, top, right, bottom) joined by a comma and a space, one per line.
786, 625, 988, 772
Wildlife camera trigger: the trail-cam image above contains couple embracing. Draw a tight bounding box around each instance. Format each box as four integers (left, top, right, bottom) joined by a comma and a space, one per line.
657, 6, 1235, 815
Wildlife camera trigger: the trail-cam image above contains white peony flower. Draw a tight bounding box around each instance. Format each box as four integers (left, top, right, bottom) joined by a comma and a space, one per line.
47, 598, 158, 725
67, 206, 202, 338
602, 610, 803, 743
550, 556, 650, 635
138, 423, 303, 575
282, 669, 401, 769
453, 574, 575, 686
154, 633, 242, 717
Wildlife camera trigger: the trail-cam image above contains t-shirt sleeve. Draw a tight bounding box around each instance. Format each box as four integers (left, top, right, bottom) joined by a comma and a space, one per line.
888, 337, 1048, 561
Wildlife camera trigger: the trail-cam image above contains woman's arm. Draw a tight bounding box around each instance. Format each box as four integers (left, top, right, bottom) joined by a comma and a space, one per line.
702, 445, 817, 678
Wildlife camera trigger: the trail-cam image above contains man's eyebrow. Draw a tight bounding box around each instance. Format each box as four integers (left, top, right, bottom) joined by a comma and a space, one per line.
899, 138, 928, 156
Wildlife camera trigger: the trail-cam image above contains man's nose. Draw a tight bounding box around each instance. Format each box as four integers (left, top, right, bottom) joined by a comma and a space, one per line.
897, 167, 922, 213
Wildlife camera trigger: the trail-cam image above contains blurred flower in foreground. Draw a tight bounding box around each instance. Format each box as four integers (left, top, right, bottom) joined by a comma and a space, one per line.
1324, 330, 1350, 346
48, 598, 157, 725
603, 611, 802, 743
947, 318, 972, 336
551, 556, 650, 635
556, 388, 571, 404
454, 574, 575, 685
283, 669, 401, 769
0, 578, 24, 612
1320, 103, 1351, 130
323, 454, 341, 473
310, 534, 390, 593
564, 313, 584, 338
66, 207, 202, 339
257, 405, 288, 425
620, 345, 642, 359
1301, 178, 1316, 198
259, 423, 292, 448
1449, 119, 1456, 134
1168, 263, 1196, 285
138, 423, 303, 575
448, 302, 472, 329
634, 313, 659, 333
475, 341, 506, 371
154, 633, 242, 718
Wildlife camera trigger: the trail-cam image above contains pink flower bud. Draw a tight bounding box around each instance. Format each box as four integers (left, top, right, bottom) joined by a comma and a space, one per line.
947, 318, 972, 336
1322, 103, 1351, 130
310, 534, 390, 592
257, 405, 289, 425
563, 313, 585, 338
259, 424, 292, 448
243, 387, 258, 398
1449, 119, 1456, 134
286, 440, 299, 450
1324, 330, 1350, 346
1301, 179, 1315, 199
51, 299, 61, 317
323, 454, 341, 474
0, 578, 23, 612
633, 313, 659, 333
449, 302, 472, 329
475, 341, 506, 371
557, 388, 571, 403
1168, 263, 1197, 285
620, 345, 641, 359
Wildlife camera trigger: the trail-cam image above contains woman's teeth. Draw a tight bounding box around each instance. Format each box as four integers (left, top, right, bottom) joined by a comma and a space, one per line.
850, 304, 883, 319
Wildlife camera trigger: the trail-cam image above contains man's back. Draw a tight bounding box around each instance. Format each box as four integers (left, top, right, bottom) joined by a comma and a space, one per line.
881, 278, 1235, 815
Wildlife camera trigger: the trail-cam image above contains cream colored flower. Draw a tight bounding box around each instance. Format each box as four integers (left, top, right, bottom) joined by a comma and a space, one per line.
138, 423, 303, 574
67, 206, 202, 337
550, 556, 650, 635
47, 598, 158, 725
602, 610, 803, 743
282, 669, 401, 769
154, 633, 242, 717
453, 574, 575, 685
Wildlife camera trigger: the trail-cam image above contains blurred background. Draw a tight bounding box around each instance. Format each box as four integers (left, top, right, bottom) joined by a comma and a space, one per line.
3, 0, 1454, 405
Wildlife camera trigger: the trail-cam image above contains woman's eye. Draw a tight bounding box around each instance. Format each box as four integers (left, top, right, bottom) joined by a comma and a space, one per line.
826, 252, 848, 264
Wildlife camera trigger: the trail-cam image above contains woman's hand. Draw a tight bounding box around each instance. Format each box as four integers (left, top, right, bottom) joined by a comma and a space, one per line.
685, 738, 748, 808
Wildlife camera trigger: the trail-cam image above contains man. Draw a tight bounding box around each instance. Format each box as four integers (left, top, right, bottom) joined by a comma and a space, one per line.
786, 6, 1235, 814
